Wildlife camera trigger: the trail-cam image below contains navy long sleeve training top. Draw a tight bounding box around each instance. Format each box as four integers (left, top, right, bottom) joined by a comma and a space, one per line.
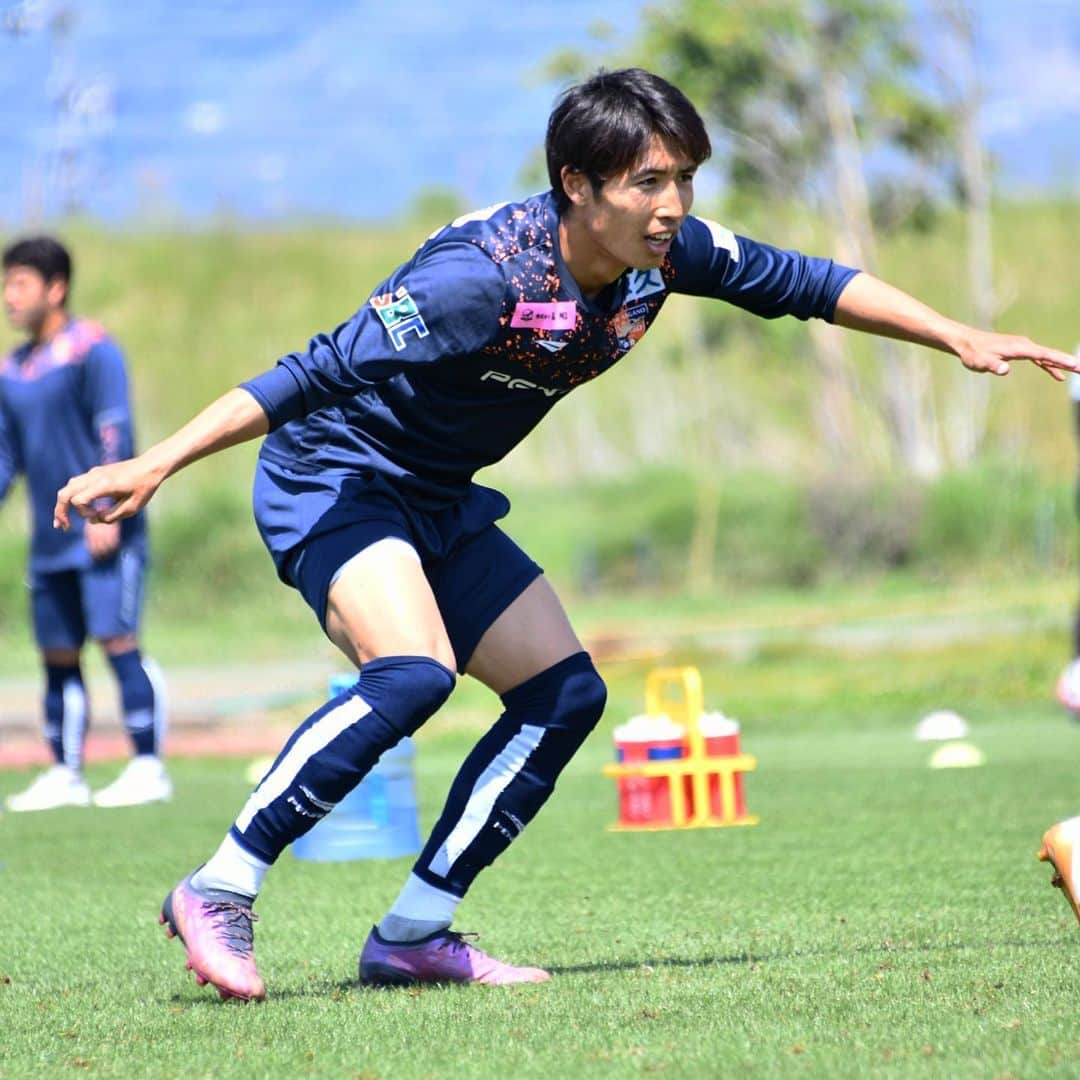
243, 191, 858, 509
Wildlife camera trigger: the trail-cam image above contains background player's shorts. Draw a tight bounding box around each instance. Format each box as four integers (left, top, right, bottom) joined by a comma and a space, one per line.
30, 544, 146, 649
253, 461, 542, 672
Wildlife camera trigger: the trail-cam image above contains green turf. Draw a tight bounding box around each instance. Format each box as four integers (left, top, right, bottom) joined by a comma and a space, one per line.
2, 623, 1080, 1079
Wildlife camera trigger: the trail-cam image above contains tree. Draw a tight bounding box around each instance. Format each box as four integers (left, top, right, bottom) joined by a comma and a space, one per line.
629, 0, 961, 478
934, 0, 996, 465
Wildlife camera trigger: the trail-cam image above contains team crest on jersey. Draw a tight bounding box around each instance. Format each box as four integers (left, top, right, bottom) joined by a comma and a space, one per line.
371, 286, 429, 351
613, 304, 647, 351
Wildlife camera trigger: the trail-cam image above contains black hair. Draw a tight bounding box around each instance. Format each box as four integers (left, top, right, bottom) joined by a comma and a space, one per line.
545, 68, 712, 212
2, 235, 73, 303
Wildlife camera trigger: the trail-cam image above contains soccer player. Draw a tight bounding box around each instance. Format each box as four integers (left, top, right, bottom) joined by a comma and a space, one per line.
1055, 366, 1080, 713
1, 236, 169, 811
54, 69, 1079, 1001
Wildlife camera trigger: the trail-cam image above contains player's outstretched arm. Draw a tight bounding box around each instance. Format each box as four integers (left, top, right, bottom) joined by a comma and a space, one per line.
54, 387, 269, 530
832, 272, 1080, 381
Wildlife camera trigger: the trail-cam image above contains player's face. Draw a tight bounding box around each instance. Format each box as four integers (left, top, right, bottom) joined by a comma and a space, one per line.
562, 137, 696, 289
3, 266, 64, 337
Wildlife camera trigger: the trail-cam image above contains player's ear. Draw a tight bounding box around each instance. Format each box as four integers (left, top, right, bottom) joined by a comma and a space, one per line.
560, 167, 592, 208
46, 276, 68, 309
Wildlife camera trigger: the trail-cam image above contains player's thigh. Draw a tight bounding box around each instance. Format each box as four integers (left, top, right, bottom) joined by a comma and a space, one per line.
83, 546, 144, 644
325, 537, 454, 670
30, 570, 87, 652
466, 578, 585, 697
426, 523, 563, 686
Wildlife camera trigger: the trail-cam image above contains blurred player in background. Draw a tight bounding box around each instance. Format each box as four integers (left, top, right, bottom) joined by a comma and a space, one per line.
1055, 364, 1080, 713
1041, 359, 1080, 930
1, 236, 169, 811
54, 69, 1080, 1001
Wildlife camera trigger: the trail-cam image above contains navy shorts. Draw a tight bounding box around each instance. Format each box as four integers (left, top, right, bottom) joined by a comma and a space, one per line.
30, 545, 146, 650
254, 460, 543, 673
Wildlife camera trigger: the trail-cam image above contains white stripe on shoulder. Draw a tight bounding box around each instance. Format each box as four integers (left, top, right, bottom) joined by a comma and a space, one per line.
697, 218, 740, 262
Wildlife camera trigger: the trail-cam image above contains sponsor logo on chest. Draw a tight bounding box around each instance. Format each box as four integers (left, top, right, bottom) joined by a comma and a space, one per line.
480, 370, 566, 397
509, 300, 577, 330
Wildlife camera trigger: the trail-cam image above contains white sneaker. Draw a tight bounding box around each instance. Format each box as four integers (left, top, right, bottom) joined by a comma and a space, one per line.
93, 755, 173, 808
7, 765, 91, 812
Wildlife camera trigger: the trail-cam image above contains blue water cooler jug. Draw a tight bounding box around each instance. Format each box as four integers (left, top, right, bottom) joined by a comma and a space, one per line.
292, 674, 423, 861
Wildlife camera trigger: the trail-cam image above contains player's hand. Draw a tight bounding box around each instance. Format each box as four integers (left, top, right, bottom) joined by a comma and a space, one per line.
54, 455, 165, 530
955, 330, 1080, 381
84, 520, 121, 560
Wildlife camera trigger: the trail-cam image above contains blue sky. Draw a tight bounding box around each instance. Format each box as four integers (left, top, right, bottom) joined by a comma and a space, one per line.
0, 0, 1077, 225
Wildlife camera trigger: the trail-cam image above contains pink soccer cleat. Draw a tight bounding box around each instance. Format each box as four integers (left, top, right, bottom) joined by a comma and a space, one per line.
159, 872, 266, 1002
359, 926, 552, 987
1038, 817, 1080, 925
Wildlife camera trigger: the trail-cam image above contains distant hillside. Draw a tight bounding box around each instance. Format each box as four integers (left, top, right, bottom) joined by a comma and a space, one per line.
3, 199, 1076, 475
0, 200, 1076, 635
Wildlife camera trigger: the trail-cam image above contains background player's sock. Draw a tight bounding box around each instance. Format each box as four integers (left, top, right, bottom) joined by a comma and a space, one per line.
378, 873, 461, 941
107, 649, 161, 756
44, 662, 87, 769
192, 833, 270, 899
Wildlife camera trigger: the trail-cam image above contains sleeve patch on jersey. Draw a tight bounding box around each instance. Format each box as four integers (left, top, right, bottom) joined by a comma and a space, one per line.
699, 218, 741, 262
371, 286, 430, 351
509, 301, 577, 329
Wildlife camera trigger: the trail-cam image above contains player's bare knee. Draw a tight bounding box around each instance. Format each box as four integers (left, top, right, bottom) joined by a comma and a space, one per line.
325, 601, 454, 672
99, 634, 138, 656
42, 646, 81, 667
400, 635, 456, 674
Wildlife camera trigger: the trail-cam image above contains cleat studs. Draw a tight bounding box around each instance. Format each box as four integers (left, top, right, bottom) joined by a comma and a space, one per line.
196, 974, 209, 986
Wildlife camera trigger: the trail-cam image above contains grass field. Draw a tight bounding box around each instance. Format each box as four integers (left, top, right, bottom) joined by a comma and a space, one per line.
1, 183, 1077, 1076
2, 599, 1079, 1078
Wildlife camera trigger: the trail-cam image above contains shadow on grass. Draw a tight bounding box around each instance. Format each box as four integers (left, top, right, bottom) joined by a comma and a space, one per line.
163, 935, 1063, 1004
549, 935, 1064, 977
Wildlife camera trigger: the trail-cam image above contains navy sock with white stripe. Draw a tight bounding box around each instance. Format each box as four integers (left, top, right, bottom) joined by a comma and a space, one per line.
107, 649, 160, 756
228, 655, 455, 865
413, 650, 606, 898
44, 662, 88, 770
